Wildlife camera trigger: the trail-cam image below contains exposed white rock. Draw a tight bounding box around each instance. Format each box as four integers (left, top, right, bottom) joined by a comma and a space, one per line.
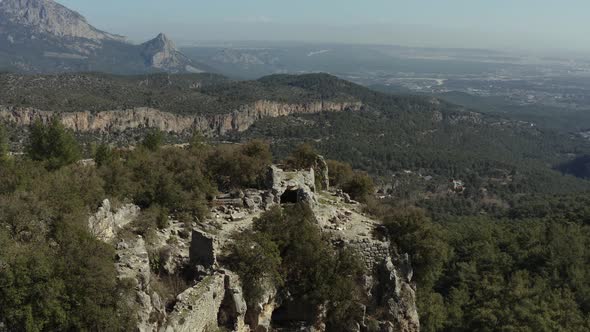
88, 199, 140, 242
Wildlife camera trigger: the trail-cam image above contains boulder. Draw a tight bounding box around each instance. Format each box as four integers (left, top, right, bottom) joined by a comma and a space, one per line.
243, 190, 264, 210
230, 211, 247, 221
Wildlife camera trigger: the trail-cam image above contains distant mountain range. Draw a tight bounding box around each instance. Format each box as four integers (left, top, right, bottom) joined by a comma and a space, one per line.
0, 0, 205, 73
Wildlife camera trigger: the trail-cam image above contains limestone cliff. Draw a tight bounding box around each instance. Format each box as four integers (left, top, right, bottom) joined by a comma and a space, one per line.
0, 100, 363, 136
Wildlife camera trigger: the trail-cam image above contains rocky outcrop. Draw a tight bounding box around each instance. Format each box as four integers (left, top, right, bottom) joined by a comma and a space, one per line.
244, 280, 278, 332
88, 199, 140, 242
378, 256, 420, 332
0, 100, 363, 136
115, 236, 165, 332
346, 237, 419, 332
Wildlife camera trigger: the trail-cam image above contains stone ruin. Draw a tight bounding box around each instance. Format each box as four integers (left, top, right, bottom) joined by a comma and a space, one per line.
265, 165, 317, 206
209, 164, 320, 222
87, 158, 419, 332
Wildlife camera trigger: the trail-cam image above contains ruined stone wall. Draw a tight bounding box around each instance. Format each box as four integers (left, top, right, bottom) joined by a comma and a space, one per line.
349, 238, 391, 272
164, 274, 226, 332
189, 229, 217, 268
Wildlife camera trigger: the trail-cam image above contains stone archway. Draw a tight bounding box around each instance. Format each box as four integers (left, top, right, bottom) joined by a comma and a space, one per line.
280, 189, 300, 204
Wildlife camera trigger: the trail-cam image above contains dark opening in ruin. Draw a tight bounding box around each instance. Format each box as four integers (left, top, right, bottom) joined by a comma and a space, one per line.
271, 300, 317, 329
280, 189, 299, 204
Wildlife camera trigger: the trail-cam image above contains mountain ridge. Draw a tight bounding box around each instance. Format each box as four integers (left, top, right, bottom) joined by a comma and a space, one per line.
0, 0, 126, 42
0, 0, 202, 73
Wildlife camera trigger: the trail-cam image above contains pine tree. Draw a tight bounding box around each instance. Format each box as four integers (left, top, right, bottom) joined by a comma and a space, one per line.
27, 118, 81, 169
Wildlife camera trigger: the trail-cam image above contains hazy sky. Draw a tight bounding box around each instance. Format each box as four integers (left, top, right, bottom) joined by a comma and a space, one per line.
60, 0, 589, 53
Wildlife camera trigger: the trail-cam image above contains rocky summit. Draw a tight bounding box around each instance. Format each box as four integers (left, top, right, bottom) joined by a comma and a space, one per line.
0, 0, 203, 73
141, 33, 203, 74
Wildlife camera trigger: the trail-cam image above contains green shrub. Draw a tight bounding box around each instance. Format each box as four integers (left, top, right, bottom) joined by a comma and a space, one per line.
229, 204, 364, 324
226, 230, 283, 306
285, 143, 318, 170
206, 140, 272, 189
383, 207, 448, 287
326, 159, 354, 188
342, 171, 375, 202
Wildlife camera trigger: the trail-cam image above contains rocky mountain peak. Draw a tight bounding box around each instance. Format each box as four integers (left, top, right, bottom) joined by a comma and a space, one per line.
154, 32, 172, 44
0, 0, 125, 41
141, 32, 203, 73
143, 33, 178, 56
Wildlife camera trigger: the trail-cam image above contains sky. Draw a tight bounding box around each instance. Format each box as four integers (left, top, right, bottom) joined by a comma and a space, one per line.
59, 0, 590, 53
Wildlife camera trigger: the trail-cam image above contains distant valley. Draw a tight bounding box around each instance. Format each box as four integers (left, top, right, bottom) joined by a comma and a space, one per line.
182, 42, 590, 132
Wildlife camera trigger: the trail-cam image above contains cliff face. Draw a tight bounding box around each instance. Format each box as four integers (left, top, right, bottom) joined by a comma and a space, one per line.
0, 100, 363, 136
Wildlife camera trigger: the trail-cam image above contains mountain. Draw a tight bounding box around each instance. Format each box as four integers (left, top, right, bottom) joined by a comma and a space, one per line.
141, 33, 203, 73
0, 0, 204, 73
0, 0, 125, 42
